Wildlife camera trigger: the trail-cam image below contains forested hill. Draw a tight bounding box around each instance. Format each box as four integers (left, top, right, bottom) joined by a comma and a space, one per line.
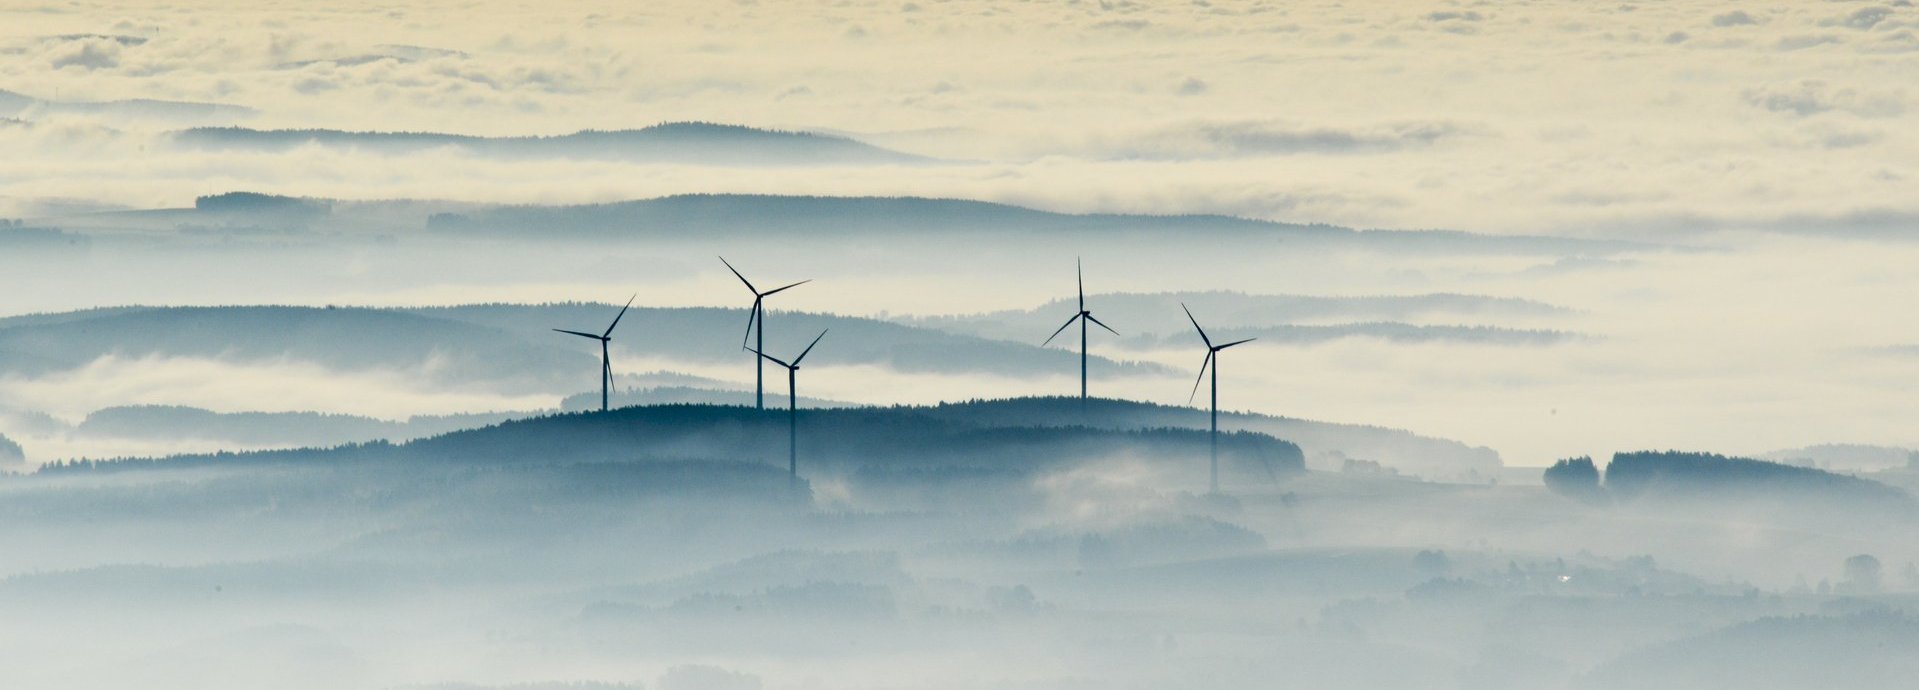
1544, 451, 1913, 512
37, 397, 1505, 485
915, 397, 1503, 482
1605, 451, 1911, 506
419, 194, 1633, 255
41, 403, 1307, 492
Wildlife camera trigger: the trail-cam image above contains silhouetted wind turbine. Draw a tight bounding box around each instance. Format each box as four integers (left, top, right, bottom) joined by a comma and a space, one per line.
1042, 258, 1119, 403
750, 329, 826, 481
1183, 303, 1255, 495
553, 295, 635, 412
721, 256, 810, 411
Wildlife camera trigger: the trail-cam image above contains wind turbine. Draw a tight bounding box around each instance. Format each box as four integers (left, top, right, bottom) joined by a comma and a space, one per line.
750, 329, 827, 481
552, 295, 636, 412
721, 256, 810, 411
1182, 303, 1255, 495
1042, 258, 1119, 403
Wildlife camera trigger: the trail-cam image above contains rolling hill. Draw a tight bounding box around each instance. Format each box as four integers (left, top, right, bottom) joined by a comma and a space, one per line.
897, 290, 1573, 342
1602, 450, 1911, 508
0, 88, 256, 126
0, 303, 1160, 389
42, 402, 1308, 497
914, 397, 1503, 481
41, 394, 1501, 479
419, 194, 1640, 254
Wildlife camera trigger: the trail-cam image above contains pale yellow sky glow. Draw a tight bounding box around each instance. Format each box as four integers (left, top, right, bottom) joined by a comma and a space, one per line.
2, 0, 1917, 468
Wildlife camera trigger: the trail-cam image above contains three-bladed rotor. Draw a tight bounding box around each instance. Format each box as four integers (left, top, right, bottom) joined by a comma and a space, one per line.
551, 295, 636, 411
722, 256, 810, 350
749, 329, 827, 372
1182, 302, 1254, 403
1042, 258, 1120, 347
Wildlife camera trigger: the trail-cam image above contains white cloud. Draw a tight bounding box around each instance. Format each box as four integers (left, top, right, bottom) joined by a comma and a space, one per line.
0, 0, 1905, 235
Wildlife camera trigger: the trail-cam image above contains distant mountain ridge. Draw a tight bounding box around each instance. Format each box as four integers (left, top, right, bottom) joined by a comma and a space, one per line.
0, 303, 1162, 388
45, 190, 1650, 259
172, 123, 930, 165
899, 291, 1578, 345
1760, 443, 1919, 473
420, 193, 1349, 240
1127, 322, 1580, 347
73, 405, 521, 448
423, 193, 1641, 254
1604, 450, 1910, 506
0, 88, 256, 125
1546, 450, 1913, 511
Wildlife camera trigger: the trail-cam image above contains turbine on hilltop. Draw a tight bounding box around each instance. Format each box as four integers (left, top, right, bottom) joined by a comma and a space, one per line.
722, 256, 810, 411
1183, 302, 1255, 495
750, 329, 827, 482
1042, 258, 1119, 403
552, 295, 635, 413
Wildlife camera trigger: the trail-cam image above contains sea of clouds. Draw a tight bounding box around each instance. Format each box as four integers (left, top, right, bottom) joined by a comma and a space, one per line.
0, 0, 1914, 233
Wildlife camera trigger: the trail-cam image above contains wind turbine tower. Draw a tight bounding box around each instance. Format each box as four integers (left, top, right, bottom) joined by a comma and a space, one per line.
552, 295, 635, 412
1042, 258, 1119, 403
750, 330, 827, 481
1182, 303, 1255, 494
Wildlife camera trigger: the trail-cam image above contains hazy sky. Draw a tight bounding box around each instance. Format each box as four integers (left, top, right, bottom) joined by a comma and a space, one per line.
3, 0, 1916, 233
3, 1, 1919, 467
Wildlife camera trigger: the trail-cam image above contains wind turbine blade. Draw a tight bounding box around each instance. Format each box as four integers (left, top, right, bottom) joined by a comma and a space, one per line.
603, 294, 636, 338
1181, 302, 1212, 348
719, 256, 758, 294
1077, 257, 1085, 311
1086, 313, 1119, 337
553, 328, 604, 340
741, 299, 761, 349
793, 329, 827, 366
1041, 313, 1081, 347
746, 347, 793, 369
605, 355, 617, 397
1215, 337, 1257, 350
1188, 350, 1214, 404
760, 279, 811, 297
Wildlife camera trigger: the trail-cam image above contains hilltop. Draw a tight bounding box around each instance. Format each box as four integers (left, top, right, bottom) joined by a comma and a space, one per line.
42, 402, 1307, 498
917, 397, 1502, 482
1544, 451, 1913, 512
42, 397, 1493, 483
